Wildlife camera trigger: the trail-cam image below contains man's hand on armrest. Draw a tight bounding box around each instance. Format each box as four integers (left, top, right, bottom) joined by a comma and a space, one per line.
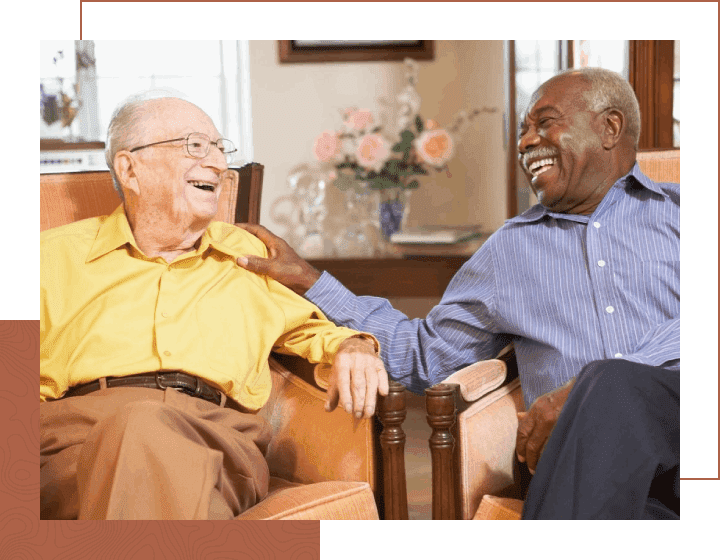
326, 337, 389, 419
516, 377, 576, 474
236, 223, 322, 295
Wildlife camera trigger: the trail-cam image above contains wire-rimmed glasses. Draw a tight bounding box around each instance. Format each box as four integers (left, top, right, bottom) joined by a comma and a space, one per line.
130, 132, 237, 162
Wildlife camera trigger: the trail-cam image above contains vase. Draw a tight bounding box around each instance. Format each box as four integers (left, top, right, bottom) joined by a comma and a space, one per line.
333, 184, 382, 257
379, 188, 412, 239
271, 164, 333, 258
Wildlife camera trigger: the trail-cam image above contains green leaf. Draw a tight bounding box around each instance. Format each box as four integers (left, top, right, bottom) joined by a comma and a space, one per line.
400, 130, 416, 143
369, 176, 401, 190
334, 173, 355, 191
415, 115, 424, 133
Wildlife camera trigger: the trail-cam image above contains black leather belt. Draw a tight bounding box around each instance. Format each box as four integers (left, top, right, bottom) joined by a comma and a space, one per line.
63, 371, 224, 406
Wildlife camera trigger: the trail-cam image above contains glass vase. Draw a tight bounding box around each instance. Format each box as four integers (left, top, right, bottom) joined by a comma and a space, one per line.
333, 184, 382, 257
379, 188, 412, 239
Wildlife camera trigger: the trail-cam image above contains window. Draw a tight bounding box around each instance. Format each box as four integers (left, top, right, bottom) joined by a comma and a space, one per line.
506, 40, 675, 217
40, 41, 253, 170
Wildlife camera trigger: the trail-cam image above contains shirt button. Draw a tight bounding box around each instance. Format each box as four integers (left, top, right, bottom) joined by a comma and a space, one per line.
606, 306, 615, 314
614, 353, 623, 358
598, 260, 606, 267
593, 222, 601, 228
163, 350, 171, 357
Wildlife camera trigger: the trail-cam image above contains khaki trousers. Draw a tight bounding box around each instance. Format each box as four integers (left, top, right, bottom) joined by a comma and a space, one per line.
40, 387, 272, 520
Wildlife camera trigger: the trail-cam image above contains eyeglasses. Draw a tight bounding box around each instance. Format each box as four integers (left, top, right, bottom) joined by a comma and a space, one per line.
129, 132, 237, 162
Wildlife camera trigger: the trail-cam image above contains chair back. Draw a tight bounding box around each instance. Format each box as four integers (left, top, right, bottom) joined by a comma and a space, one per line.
636, 148, 679, 183
40, 163, 264, 232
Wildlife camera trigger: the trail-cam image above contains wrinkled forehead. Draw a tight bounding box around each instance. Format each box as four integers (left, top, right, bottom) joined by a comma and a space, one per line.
523, 75, 591, 122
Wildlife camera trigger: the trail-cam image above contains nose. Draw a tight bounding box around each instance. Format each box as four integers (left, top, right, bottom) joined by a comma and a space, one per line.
202, 144, 228, 172
517, 125, 540, 156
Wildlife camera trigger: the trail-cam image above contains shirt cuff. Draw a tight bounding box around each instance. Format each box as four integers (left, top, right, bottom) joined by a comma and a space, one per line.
304, 271, 356, 319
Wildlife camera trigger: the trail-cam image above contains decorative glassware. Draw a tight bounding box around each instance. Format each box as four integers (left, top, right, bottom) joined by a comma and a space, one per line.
270, 164, 333, 258
379, 187, 412, 239
333, 183, 382, 257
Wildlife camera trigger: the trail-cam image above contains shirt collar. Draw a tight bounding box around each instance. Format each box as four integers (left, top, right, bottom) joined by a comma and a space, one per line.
86, 205, 139, 262
506, 162, 665, 225
86, 206, 242, 263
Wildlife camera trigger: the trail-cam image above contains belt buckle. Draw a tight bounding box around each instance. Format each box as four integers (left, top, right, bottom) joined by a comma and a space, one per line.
155, 371, 169, 390
155, 371, 202, 398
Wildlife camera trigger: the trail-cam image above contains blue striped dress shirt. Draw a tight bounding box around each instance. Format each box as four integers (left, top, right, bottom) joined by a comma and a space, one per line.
305, 164, 680, 407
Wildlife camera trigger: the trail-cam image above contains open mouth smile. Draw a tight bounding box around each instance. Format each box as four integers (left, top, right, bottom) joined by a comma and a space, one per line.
188, 180, 216, 192
527, 157, 557, 178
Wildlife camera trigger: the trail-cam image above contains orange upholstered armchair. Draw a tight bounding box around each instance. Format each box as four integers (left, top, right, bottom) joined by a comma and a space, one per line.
40, 164, 409, 520
425, 149, 680, 520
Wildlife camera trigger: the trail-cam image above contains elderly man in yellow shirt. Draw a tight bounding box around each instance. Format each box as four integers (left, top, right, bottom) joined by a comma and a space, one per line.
40, 92, 389, 520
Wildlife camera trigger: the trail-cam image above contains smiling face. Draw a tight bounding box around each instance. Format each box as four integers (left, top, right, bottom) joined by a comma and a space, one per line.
127, 98, 228, 230
518, 74, 614, 215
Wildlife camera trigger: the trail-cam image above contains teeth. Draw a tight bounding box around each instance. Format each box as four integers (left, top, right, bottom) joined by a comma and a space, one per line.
189, 181, 215, 191
528, 158, 556, 176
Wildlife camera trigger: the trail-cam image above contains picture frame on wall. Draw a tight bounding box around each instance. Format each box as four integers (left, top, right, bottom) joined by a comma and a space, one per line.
278, 40, 435, 63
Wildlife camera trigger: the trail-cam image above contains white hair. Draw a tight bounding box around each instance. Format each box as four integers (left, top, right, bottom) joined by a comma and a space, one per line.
104, 89, 194, 199
556, 67, 641, 149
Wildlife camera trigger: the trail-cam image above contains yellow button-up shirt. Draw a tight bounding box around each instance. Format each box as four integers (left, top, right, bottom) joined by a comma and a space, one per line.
40, 206, 373, 410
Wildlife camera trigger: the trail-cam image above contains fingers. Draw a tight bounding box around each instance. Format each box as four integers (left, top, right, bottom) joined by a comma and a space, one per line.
363, 364, 378, 418
515, 411, 533, 463
236, 223, 283, 253
377, 364, 389, 397
335, 360, 354, 416
325, 382, 340, 413
236, 255, 272, 274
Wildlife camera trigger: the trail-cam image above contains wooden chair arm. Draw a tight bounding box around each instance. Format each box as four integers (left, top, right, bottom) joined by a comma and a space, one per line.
268, 354, 409, 519
426, 347, 522, 519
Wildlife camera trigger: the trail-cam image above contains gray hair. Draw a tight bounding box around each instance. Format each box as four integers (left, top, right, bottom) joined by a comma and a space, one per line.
104, 89, 192, 199
556, 67, 641, 149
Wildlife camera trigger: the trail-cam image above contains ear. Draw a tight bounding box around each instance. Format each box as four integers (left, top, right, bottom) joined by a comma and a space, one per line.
113, 151, 141, 197
599, 108, 624, 150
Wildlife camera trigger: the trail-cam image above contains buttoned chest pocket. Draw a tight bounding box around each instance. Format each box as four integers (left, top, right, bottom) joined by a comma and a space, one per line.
621, 260, 679, 321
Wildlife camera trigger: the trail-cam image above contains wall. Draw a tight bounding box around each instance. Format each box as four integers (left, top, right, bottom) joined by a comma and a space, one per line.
249, 40, 508, 244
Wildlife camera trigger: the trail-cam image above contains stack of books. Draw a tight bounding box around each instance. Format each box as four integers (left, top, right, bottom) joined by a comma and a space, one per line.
389, 227, 487, 257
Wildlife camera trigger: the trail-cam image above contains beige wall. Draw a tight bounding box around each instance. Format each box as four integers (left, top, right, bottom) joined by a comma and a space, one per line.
249, 40, 508, 243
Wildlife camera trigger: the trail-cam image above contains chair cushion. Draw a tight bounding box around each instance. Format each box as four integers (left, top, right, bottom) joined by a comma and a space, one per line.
236, 477, 379, 520
457, 377, 524, 519
473, 496, 524, 520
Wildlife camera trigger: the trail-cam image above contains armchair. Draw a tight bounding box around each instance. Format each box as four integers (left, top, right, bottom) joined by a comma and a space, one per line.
40, 164, 409, 520
425, 148, 680, 520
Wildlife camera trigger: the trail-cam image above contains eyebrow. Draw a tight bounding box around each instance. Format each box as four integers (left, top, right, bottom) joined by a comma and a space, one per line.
518, 105, 561, 133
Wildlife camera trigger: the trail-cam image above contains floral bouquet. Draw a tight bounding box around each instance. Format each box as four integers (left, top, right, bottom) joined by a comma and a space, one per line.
312, 59, 495, 238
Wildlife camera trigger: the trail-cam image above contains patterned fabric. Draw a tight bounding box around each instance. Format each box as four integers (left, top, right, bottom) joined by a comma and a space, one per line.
306, 164, 679, 407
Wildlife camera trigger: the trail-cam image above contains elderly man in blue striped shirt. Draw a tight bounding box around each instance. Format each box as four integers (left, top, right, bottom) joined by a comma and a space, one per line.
238, 67, 679, 519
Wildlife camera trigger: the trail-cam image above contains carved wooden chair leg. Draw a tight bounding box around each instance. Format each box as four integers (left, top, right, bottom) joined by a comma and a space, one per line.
376, 380, 409, 520
426, 383, 458, 520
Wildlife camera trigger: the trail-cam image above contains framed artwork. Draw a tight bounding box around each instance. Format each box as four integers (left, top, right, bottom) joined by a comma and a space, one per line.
278, 40, 435, 63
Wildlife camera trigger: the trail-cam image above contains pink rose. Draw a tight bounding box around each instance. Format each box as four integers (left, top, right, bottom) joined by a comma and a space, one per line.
356, 134, 390, 172
345, 109, 375, 131
414, 129, 455, 167
313, 131, 341, 162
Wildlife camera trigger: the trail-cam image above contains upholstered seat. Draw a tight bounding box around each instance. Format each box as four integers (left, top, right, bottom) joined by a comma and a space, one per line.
426, 149, 679, 520
40, 165, 409, 520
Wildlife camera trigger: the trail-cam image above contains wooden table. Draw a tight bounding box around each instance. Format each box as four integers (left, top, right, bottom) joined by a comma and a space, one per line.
307, 255, 473, 298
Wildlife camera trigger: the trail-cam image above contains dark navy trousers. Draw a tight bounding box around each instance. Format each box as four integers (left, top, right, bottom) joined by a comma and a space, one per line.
522, 359, 680, 519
